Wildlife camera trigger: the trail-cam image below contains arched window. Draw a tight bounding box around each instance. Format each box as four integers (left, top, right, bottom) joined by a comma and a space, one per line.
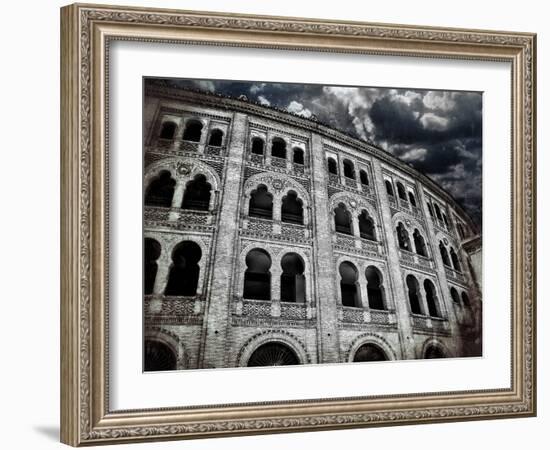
165, 241, 202, 296
144, 238, 161, 295
439, 242, 451, 266
434, 203, 442, 220
385, 180, 394, 196
413, 229, 427, 257
450, 248, 461, 272
365, 266, 385, 310
461, 292, 471, 308
281, 191, 303, 224
249, 185, 273, 219
271, 137, 286, 159
427, 202, 434, 217
353, 344, 388, 362
247, 342, 299, 366
358, 210, 376, 241
343, 159, 355, 179
424, 345, 446, 359
182, 174, 211, 211
406, 275, 422, 314
424, 279, 441, 317
144, 340, 177, 372
251, 137, 265, 155
334, 203, 352, 235
182, 119, 203, 142
293, 147, 304, 165
450, 287, 460, 304
208, 128, 223, 146
442, 213, 449, 228
359, 170, 369, 186
243, 249, 271, 300
396, 222, 412, 251
280, 253, 306, 303
145, 170, 175, 207
159, 121, 176, 139
397, 182, 407, 201
339, 262, 360, 307
408, 191, 417, 207
327, 157, 338, 175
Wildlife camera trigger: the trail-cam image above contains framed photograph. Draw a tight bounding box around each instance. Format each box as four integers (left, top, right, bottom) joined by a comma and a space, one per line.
60, 3, 536, 446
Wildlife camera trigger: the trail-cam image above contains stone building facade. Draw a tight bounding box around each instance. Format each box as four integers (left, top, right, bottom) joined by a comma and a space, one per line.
142, 83, 482, 371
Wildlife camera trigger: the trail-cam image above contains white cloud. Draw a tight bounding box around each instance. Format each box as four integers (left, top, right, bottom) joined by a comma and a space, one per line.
420, 112, 449, 131
423, 91, 456, 111
391, 90, 422, 106
257, 95, 271, 106
401, 147, 428, 162
193, 80, 216, 92
287, 100, 312, 118
249, 83, 266, 94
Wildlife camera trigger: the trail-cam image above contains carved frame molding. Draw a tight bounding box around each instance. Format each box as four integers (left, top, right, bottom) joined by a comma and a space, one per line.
61, 3, 536, 446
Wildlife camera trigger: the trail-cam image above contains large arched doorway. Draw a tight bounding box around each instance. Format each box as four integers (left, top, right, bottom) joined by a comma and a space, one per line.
247, 342, 299, 367
164, 241, 202, 296
144, 340, 177, 371
353, 344, 388, 362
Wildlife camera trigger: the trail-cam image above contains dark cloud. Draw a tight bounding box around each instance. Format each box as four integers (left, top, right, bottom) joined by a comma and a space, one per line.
151, 78, 482, 226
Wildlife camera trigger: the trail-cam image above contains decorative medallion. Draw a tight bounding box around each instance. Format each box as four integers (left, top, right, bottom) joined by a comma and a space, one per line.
405, 219, 411, 226
177, 162, 192, 176
443, 238, 449, 245
350, 200, 357, 209
272, 179, 284, 191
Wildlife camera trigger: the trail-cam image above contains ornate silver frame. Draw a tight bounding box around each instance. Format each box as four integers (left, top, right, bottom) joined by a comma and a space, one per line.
60, 3, 536, 446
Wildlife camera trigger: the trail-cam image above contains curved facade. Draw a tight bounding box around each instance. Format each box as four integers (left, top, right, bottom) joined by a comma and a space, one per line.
143, 83, 482, 371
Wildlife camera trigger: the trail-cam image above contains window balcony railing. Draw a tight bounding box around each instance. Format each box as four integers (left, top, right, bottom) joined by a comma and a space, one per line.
155, 137, 173, 149
144, 205, 171, 223
445, 266, 466, 284
338, 306, 396, 326
280, 302, 309, 320
293, 163, 306, 174
281, 221, 308, 239
234, 298, 313, 321
344, 177, 357, 188
249, 153, 264, 164
144, 295, 205, 324
205, 145, 226, 156
178, 140, 199, 152
411, 314, 449, 333
178, 209, 212, 226
328, 173, 340, 184
399, 249, 435, 271
271, 156, 287, 169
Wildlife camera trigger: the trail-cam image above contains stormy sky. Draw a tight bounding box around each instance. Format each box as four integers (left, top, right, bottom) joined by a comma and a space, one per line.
154, 78, 482, 226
